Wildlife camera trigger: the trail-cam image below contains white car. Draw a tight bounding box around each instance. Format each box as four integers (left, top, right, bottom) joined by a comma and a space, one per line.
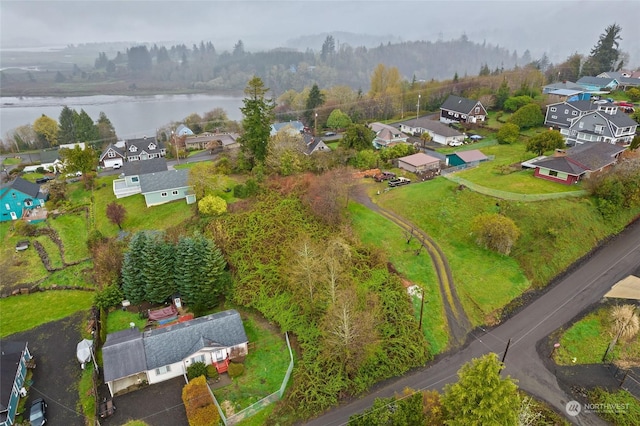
449, 141, 464, 147
112, 164, 121, 169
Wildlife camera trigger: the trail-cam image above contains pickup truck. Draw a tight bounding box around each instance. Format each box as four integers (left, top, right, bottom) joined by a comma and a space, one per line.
388, 177, 411, 187
374, 171, 396, 182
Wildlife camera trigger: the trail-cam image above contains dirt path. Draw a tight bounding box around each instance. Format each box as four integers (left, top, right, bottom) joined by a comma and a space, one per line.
350, 184, 472, 347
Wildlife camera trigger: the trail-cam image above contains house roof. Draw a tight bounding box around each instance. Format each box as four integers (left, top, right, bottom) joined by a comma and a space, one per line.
1, 177, 42, 198
139, 169, 190, 194
451, 149, 488, 163
543, 81, 584, 91
99, 143, 125, 161
440, 95, 480, 114
601, 110, 638, 128
604, 275, 640, 300
306, 137, 329, 155
126, 137, 165, 155
176, 124, 194, 136
399, 118, 463, 137
39, 149, 60, 163
143, 309, 248, 370
122, 158, 168, 176
531, 143, 625, 175
0, 341, 28, 412
272, 121, 304, 133
576, 76, 618, 87
102, 329, 147, 382
548, 89, 584, 97
399, 153, 440, 167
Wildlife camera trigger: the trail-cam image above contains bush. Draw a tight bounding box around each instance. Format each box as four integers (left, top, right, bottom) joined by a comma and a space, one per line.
227, 362, 244, 378
182, 375, 219, 426
94, 285, 124, 310
13, 220, 37, 237
87, 229, 106, 252
206, 364, 219, 381
187, 362, 208, 381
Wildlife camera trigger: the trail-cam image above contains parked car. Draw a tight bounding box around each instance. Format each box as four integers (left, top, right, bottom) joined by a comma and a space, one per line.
374, 171, 396, 182
29, 398, 47, 426
388, 177, 411, 187
35, 176, 54, 184
449, 141, 463, 147
324, 131, 337, 136
112, 163, 121, 169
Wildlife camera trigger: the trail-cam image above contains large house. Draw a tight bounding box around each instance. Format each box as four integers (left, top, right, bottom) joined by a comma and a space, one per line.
99, 143, 126, 169
125, 137, 166, 162
597, 71, 640, 90
528, 143, 626, 185
0, 177, 47, 222
112, 158, 195, 207
544, 100, 598, 129
184, 133, 239, 151
564, 107, 637, 146
439, 95, 487, 124
0, 341, 32, 426
398, 117, 465, 146
102, 310, 248, 397
369, 122, 409, 149
576, 76, 619, 92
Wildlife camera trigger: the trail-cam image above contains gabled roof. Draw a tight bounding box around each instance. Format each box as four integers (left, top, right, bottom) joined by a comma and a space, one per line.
398, 153, 440, 167
440, 95, 482, 114
531, 143, 625, 175
126, 137, 164, 154
272, 121, 304, 133
305, 136, 329, 155
399, 118, 464, 137
139, 169, 190, 194
547, 100, 598, 113
122, 158, 168, 176
602, 110, 638, 128
99, 143, 125, 161
450, 149, 488, 163
176, 124, 194, 136
39, 149, 60, 163
1, 177, 41, 199
143, 310, 248, 370
102, 329, 147, 382
543, 81, 584, 91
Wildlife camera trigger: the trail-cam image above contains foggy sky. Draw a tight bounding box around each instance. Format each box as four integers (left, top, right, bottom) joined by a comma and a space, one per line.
2, 0, 640, 67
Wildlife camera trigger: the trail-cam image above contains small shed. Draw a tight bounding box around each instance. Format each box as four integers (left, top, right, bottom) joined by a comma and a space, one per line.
446, 149, 489, 167
397, 153, 441, 173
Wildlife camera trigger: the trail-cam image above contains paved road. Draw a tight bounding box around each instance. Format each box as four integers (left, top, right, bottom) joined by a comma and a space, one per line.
304, 217, 640, 426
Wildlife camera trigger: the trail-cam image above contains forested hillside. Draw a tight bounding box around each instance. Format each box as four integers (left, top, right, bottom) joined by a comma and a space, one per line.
0, 35, 526, 97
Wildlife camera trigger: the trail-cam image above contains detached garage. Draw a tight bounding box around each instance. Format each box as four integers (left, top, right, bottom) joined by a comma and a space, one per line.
397, 153, 441, 173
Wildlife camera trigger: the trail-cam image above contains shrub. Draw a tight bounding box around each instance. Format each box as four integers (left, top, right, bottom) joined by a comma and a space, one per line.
87, 229, 106, 252
94, 285, 124, 310
187, 362, 208, 381
227, 362, 244, 378
182, 375, 219, 426
206, 364, 219, 381
13, 220, 37, 237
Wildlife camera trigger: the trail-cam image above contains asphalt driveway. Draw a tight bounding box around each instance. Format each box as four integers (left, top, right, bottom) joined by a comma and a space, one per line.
98, 377, 188, 426
7, 311, 86, 426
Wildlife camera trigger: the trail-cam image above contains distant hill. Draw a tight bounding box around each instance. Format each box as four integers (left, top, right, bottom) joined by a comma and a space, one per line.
285, 31, 404, 51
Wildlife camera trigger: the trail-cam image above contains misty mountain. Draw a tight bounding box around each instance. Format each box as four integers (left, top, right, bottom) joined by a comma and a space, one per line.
285, 31, 404, 52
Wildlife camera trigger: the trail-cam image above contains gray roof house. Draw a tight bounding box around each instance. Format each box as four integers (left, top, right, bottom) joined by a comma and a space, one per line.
529, 143, 625, 185
562, 106, 637, 146
370, 122, 409, 149
304, 136, 330, 155
544, 100, 598, 129
112, 158, 169, 199
398, 117, 465, 146
139, 169, 195, 207
125, 137, 166, 162
270, 121, 305, 136
542, 81, 585, 94
439, 95, 487, 124
0, 341, 32, 426
576, 76, 619, 91
102, 310, 249, 397
597, 71, 640, 89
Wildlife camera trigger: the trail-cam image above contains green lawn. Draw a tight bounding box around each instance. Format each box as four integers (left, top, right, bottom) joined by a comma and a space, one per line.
349, 202, 448, 354
0, 290, 94, 337
213, 315, 291, 413
93, 176, 196, 236
49, 211, 90, 261
2, 157, 22, 166
554, 306, 640, 365
39, 261, 94, 288
105, 309, 147, 333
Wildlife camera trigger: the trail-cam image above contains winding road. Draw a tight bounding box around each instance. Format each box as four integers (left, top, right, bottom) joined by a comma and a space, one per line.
303, 186, 640, 426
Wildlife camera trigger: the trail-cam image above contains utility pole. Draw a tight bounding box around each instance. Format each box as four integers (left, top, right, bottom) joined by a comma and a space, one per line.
417, 94, 421, 121
418, 289, 428, 331
314, 111, 318, 136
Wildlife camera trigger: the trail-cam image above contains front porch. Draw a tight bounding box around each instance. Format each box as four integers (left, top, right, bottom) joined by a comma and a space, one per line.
23, 206, 48, 223
113, 178, 141, 198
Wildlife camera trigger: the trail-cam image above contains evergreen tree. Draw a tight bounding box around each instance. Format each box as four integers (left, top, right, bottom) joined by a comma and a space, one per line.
121, 232, 149, 304
239, 76, 275, 167
96, 112, 118, 146
320, 35, 335, 62
58, 106, 76, 145
304, 84, 325, 127
442, 353, 520, 425
495, 79, 510, 110
582, 24, 623, 75
144, 233, 176, 304
74, 109, 99, 143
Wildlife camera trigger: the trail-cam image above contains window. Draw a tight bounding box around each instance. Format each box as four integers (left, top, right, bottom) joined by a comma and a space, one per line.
129, 145, 137, 152
161, 192, 168, 197
550, 107, 557, 112
148, 143, 156, 150
572, 111, 578, 116
12, 192, 16, 198
172, 190, 178, 195
131, 176, 139, 183
155, 365, 171, 375
549, 170, 558, 177
190, 354, 205, 364
564, 109, 569, 114
579, 122, 584, 129
454, 113, 459, 118
474, 107, 480, 114
551, 115, 557, 119
108, 151, 116, 158
595, 125, 604, 134
5, 203, 10, 210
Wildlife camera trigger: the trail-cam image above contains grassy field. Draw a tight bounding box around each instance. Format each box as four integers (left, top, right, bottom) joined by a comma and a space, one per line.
92, 175, 196, 237
348, 202, 448, 354
105, 309, 148, 333
0, 290, 94, 337
554, 306, 640, 365
38, 261, 94, 288
213, 314, 291, 413
48, 211, 91, 261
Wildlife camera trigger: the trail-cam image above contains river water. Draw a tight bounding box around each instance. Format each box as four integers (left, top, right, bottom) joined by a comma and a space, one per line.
0, 94, 245, 140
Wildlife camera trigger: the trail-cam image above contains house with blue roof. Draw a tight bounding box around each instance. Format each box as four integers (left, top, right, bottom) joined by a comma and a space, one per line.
175, 124, 194, 137
270, 121, 305, 136
0, 177, 47, 222
102, 310, 248, 396
576, 76, 619, 92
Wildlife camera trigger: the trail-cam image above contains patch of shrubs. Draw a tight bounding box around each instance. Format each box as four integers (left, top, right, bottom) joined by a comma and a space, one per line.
186, 362, 209, 381
227, 362, 244, 378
